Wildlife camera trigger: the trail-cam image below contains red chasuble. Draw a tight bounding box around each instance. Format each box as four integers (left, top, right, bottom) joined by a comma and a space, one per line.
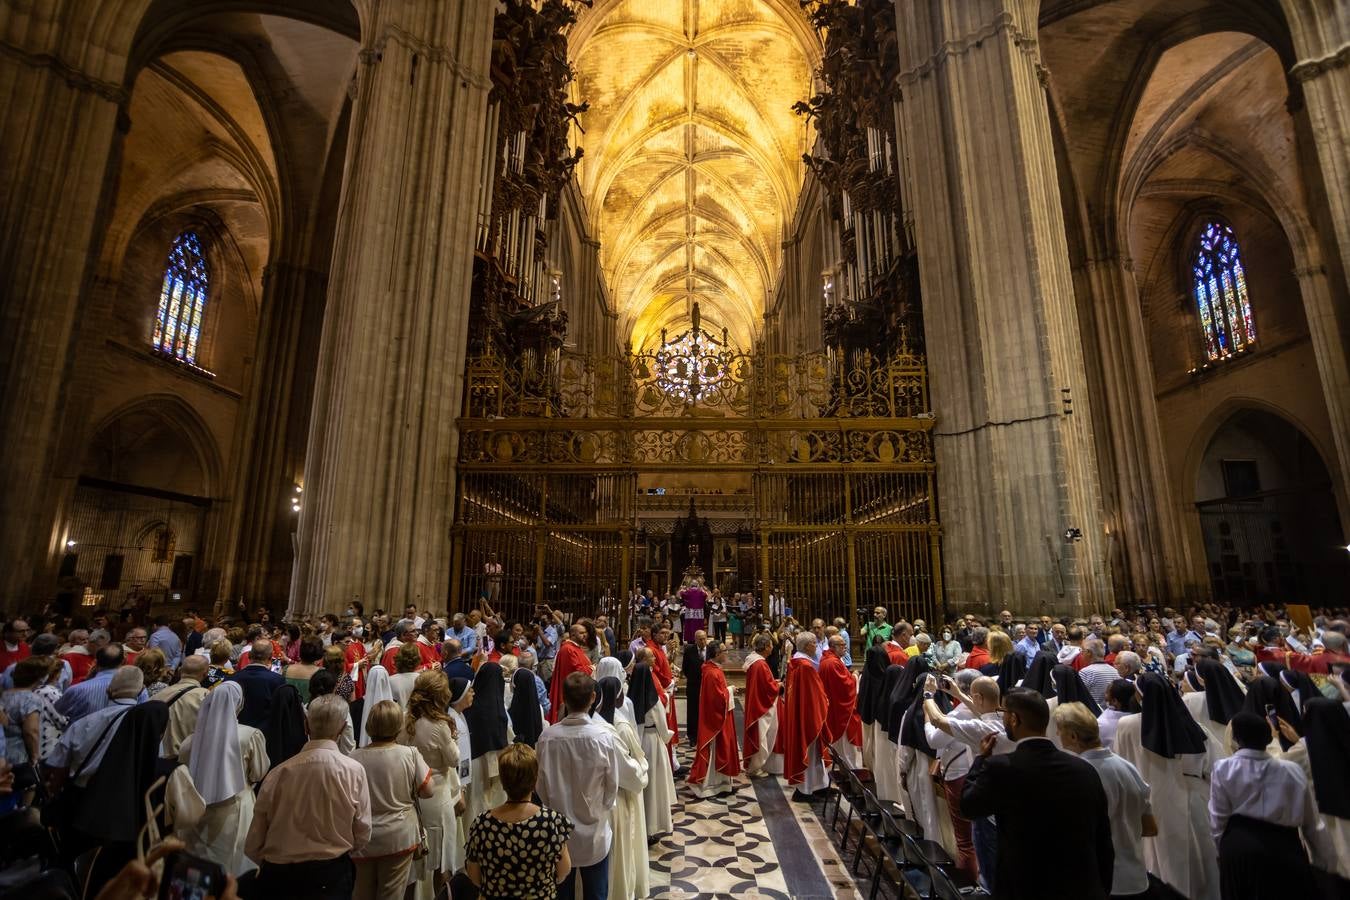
646, 639, 679, 740
688, 661, 740, 782
742, 656, 780, 766
884, 642, 908, 667
61, 651, 96, 685
782, 655, 830, 784
548, 639, 593, 723
820, 649, 864, 748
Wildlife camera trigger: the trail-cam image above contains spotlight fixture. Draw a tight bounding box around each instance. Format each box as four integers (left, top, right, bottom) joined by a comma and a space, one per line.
66, 540, 77, 548
1063, 528, 1083, 543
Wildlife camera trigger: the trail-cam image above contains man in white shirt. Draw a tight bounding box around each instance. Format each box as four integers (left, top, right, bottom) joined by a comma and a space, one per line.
921, 674, 1012, 891
922, 668, 982, 883
537, 672, 623, 900
1054, 701, 1155, 898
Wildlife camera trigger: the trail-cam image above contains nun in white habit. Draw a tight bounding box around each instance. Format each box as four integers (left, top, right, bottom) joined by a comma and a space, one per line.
166, 682, 271, 876
1114, 673, 1220, 900
629, 661, 675, 839
594, 675, 650, 900
596, 655, 637, 730
359, 664, 394, 747
1180, 659, 1244, 759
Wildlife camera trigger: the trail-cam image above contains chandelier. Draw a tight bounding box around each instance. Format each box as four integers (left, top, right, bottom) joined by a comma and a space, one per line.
652, 303, 731, 402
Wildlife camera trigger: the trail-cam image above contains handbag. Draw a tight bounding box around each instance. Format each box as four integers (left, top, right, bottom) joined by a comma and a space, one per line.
410, 749, 430, 861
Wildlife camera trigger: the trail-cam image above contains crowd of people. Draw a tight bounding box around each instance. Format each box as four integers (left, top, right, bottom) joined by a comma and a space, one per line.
0, 596, 1345, 900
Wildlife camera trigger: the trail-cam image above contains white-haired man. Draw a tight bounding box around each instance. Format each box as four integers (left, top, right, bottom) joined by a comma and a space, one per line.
783, 631, 830, 802
246, 694, 371, 898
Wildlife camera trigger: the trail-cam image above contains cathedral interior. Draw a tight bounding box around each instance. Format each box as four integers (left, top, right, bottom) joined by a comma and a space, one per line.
3, 0, 1349, 630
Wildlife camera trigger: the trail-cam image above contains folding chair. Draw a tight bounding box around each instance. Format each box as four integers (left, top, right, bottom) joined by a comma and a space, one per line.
871, 808, 932, 900
928, 860, 990, 899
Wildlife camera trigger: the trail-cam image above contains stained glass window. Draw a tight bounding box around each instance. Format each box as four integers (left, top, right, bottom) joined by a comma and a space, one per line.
152, 231, 209, 364
1192, 220, 1255, 362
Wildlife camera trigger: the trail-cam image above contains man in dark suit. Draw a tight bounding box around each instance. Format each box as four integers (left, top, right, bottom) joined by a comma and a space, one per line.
961, 688, 1114, 899
681, 630, 708, 746
231, 638, 285, 728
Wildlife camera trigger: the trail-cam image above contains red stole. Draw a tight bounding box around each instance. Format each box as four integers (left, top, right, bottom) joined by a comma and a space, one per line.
742, 656, 780, 765
646, 639, 679, 739
782, 655, 830, 785
548, 640, 593, 723
689, 661, 740, 782
884, 642, 908, 666
820, 650, 863, 748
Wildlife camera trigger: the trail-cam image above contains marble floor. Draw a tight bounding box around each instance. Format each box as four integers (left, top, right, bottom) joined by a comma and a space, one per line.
648, 702, 866, 900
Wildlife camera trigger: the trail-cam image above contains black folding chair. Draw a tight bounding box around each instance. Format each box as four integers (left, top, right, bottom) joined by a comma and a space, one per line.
872, 807, 931, 900
928, 860, 990, 899
835, 766, 871, 845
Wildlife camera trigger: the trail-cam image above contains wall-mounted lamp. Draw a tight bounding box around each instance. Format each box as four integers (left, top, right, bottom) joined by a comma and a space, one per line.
291, 483, 303, 514
66, 540, 77, 548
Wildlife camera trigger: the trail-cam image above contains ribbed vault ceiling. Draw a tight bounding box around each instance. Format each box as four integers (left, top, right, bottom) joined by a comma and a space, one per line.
569, 0, 817, 350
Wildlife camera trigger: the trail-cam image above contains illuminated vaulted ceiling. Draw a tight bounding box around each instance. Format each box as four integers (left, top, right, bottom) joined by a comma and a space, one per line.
569, 0, 817, 350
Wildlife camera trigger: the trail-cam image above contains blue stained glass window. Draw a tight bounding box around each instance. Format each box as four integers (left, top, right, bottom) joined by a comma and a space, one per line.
1192, 220, 1255, 362
153, 231, 209, 364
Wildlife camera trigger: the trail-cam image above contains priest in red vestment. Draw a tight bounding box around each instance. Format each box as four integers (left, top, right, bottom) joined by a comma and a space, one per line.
820, 634, 863, 767
646, 626, 679, 760
782, 632, 831, 801
548, 623, 594, 723
742, 631, 783, 776
688, 642, 741, 797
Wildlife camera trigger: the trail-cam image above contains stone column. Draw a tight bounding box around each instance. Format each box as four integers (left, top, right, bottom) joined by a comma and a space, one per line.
229, 260, 329, 609
893, 0, 1110, 615
1282, 2, 1350, 515
289, 0, 495, 617
1073, 255, 1193, 603
0, 18, 128, 607
1283, 1, 1350, 281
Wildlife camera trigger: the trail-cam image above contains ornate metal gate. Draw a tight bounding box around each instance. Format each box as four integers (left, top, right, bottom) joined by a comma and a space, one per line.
450, 332, 942, 632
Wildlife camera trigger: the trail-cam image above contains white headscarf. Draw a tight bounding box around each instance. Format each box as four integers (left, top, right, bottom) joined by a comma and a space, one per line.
188, 681, 244, 805
594, 656, 637, 729
359, 665, 393, 747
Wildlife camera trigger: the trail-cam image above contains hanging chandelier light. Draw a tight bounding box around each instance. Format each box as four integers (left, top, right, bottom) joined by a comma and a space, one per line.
652, 303, 731, 402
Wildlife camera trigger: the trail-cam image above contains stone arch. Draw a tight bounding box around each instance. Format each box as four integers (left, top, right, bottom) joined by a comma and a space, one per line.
1181, 399, 1348, 602
83, 393, 225, 498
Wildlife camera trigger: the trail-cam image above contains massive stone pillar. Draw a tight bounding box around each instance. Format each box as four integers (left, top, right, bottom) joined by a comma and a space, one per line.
289, 0, 495, 617
1283, 1, 1350, 281
1073, 255, 1192, 603
1281, 1, 1350, 513
893, 0, 1110, 615
230, 260, 329, 609
0, 8, 128, 607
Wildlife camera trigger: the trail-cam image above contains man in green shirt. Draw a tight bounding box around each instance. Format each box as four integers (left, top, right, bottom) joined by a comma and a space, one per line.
862, 605, 893, 649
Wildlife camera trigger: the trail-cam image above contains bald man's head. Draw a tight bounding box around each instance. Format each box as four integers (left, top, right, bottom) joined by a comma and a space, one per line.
970, 676, 1002, 714
179, 655, 208, 681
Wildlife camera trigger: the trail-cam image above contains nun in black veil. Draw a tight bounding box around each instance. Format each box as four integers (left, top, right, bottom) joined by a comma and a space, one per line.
870, 663, 908, 804
1241, 675, 1301, 750
1113, 673, 1219, 900
1180, 658, 1244, 754
1300, 695, 1350, 892
857, 645, 891, 773
463, 661, 511, 820
1020, 651, 1057, 699
896, 671, 948, 844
